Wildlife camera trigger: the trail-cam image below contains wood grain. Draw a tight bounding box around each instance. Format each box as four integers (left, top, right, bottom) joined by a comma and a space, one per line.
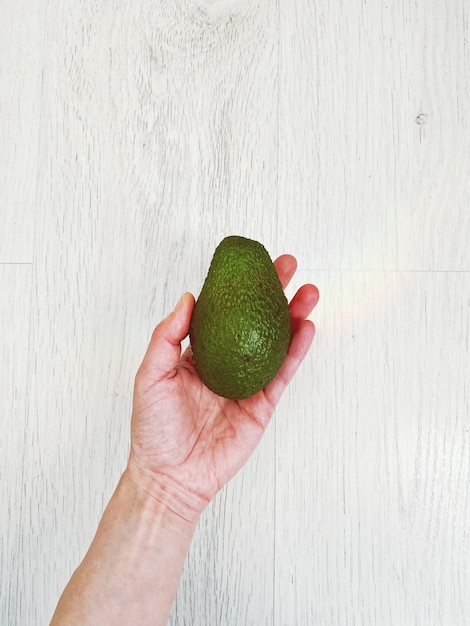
278, 0, 470, 271
0, 266, 32, 624
0, 1, 45, 263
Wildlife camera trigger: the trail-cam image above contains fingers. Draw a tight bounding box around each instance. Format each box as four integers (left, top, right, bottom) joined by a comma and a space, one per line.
137, 292, 195, 385
274, 256, 320, 317
262, 280, 319, 408
289, 283, 320, 322
263, 319, 316, 408
274, 255, 297, 289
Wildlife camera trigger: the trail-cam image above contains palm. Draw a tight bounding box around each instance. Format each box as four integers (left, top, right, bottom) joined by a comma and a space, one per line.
130, 255, 319, 515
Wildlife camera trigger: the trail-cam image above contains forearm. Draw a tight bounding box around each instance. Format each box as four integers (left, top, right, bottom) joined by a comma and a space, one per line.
50, 467, 197, 626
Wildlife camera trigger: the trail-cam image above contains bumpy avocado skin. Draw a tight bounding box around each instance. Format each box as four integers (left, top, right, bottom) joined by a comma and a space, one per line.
189, 236, 291, 399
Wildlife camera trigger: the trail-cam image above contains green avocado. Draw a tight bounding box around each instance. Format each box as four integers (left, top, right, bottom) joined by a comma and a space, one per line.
189, 235, 291, 399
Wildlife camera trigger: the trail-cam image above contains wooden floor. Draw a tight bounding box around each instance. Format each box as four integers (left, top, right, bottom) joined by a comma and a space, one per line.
1, 1, 470, 624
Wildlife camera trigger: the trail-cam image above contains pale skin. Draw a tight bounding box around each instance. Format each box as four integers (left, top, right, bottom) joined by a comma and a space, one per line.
50, 254, 320, 626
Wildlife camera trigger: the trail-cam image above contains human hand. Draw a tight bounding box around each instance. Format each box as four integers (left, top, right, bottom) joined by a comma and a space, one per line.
127, 255, 319, 523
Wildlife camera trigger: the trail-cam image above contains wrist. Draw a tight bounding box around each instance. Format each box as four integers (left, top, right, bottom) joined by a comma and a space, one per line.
50, 463, 198, 625
123, 457, 203, 532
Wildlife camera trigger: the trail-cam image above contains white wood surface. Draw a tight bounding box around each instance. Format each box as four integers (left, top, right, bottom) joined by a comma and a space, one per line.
0, 0, 44, 263
1, 1, 469, 624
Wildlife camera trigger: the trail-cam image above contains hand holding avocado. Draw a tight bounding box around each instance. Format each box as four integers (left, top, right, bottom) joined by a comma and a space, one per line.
51, 238, 319, 625
129, 238, 319, 520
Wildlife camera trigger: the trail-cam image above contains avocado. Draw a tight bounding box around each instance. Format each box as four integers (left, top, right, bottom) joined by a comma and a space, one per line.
189, 235, 291, 399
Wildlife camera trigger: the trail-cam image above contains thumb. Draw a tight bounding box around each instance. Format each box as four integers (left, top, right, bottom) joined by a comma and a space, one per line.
138, 292, 195, 384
